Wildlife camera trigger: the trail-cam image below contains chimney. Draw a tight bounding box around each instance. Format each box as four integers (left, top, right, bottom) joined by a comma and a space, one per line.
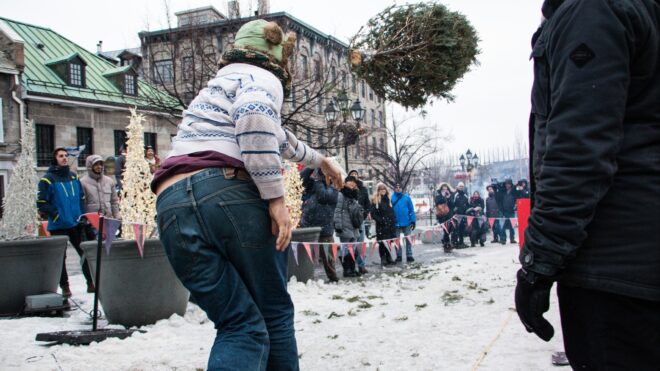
97, 40, 103, 53
227, 1, 240, 19
257, 0, 270, 15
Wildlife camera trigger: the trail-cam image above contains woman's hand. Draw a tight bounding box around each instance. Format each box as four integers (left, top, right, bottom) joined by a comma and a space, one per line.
320, 158, 344, 189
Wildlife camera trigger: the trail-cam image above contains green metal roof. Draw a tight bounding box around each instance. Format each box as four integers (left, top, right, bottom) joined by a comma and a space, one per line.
102, 64, 133, 77
44, 52, 82, 66
0, 17, 181, 112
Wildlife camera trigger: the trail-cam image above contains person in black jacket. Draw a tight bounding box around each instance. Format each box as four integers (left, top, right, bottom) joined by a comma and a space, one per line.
467, 191, 487, 247
499, 179, 518, 244
485, 185, 504, 244
436, 183, 454, 251
451, 182, 469, 248
515, 1, 660, 369
300, 168, 340, 282
348, 170, 371, 274
370, 183, 396, 266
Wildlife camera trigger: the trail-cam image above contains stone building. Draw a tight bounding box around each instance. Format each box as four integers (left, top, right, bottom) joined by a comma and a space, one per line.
139, 7, 388, 181
0, 16, 180, 186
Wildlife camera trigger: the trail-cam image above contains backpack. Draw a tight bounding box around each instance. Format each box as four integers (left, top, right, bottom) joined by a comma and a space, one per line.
348, 199, 365, 229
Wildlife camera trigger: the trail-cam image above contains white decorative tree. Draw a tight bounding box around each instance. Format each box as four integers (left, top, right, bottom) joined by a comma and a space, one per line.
0, 120, 40, 239
119, 108, 156, 239
283, 160, 304, 228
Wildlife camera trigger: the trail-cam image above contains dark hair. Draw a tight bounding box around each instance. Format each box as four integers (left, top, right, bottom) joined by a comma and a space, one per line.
53, 147, 67, 157
345, 175, 358, 184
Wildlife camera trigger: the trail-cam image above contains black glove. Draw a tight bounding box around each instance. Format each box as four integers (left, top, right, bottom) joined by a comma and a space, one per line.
410, 222, 416, 231
514, 268, 555, 341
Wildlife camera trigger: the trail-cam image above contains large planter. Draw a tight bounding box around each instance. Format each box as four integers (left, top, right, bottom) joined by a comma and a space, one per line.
82, 239, 189, 327
287, 227, 321, 283
418, 227, 444, 244
0, 236, 68, 316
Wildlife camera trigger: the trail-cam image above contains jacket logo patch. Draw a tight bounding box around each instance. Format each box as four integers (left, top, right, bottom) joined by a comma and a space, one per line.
570, 43, 595, 68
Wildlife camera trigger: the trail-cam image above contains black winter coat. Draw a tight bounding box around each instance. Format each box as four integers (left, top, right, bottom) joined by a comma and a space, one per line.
434, 191, 452, 223
355, 180, 371, 219
300, 179, 338, 237
523, 0, 660, 300
452, 191, 469, 215
370, 196, 397, 240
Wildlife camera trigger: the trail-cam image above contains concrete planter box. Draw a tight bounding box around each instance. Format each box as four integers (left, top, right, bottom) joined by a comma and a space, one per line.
0, 236, 68, 316
82, 239, 189, 327
418, 227, 444, 244
287, 227, 321, 283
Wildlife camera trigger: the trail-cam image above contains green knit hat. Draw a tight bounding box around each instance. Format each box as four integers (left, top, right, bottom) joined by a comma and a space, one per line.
234, 20, 293, 64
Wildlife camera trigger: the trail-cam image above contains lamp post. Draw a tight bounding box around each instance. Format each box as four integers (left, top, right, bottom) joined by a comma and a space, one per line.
428, 182, 435, 226
324, 90, 366, 172
460, 149, 479, 194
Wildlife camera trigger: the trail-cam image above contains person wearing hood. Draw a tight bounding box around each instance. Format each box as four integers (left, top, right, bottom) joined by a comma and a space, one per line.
436, 183, 455, 252
370, 183, 396, 266
300, 168, 339, 282
37, 148, 94, 297
80, 155, 121, 220
391, 183, 416, 262
451, 182, 470, 248
485, 185, 504, 244
348, 169, 370, 274
334, 176, 364, 277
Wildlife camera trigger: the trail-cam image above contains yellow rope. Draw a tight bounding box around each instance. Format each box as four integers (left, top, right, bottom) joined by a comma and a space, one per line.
471, 310, 515, 371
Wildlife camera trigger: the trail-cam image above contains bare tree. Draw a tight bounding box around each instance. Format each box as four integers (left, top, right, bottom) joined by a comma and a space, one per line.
368, 114, 447, 191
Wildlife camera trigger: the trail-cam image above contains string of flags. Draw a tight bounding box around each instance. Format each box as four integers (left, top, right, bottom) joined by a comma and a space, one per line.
289, 235, 418, 266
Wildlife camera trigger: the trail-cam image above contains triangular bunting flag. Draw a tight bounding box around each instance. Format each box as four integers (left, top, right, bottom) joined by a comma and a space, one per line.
510, 218, 518, 228
425, 230, 432, 240
360, 243, 367, 258
488, 218, 496, 228
303, 243, 313, 263
82, 212, 101, 232
467, 216, 474, 226
332, 244, 339, 260
291, 244, 299, 265
347, 244, 355, 261
323, 244, 331, 259
132, 223, 147, 258
394, 238, 401, 250
441, 223, 449, 233
40, 221, 50, 237
313, 244, 320, 265
103, 218, 122, 255
370, 241, 379, 256
478, 217, 485, 228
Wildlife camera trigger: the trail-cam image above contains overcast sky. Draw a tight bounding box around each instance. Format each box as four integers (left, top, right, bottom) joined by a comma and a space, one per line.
2, 0, 545, 157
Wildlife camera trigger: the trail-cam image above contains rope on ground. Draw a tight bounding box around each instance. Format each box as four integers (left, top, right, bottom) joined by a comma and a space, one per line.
471, 310, 515, 371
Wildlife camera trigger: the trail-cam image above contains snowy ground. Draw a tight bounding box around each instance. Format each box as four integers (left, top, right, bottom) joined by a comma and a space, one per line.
0, 241, 566, 370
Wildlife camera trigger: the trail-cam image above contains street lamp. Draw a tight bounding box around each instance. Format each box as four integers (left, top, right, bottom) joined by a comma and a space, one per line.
323, 90, 365, 172
428, 182, 435, 226
460, 149, 479, 194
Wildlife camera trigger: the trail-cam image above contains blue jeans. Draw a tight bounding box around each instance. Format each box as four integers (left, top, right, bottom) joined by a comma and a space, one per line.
156, 169, 298, 371
501, 212, 516, 241
396, 225, 414, 259
356, 222, 367, 268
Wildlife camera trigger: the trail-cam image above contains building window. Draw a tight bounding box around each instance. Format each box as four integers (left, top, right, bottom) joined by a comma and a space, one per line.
316, 95, 323, 114
69, 62, 84, 87
0, 99, 4, 142
369, 88, 374, 101
114, 130, 127, 156
300, 55, 308, 79
124, 74, 137, 95
361, 80, 366, 98
351, 76, 357, 93
355, 137, 360, 159
313, 60, 322, 82
380, 138, 385, 152
341, 71, 347, 89
378, 111, 383, 127
182, 56, 193, 80
372, 137, 377, 156
330, 66, 337, 84
35, 124, 54, 167
144, 132, 157, 151
154, 60, 173, 84
371, 109, 376, 126
302, 89, 310, 107
76, 127, 93, 166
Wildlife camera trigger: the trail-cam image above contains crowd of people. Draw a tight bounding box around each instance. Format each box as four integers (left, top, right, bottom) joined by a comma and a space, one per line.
300, 168, 417, 280
36, 145, 161, 298
433, 178, 529, 252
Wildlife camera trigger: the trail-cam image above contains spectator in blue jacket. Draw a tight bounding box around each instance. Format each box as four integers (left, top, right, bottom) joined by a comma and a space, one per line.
391, 183, 416, 262
37, 148, 93, 297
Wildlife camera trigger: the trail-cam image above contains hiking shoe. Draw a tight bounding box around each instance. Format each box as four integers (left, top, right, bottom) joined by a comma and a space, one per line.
358, 267, 369, 274
406, 257, 415, 262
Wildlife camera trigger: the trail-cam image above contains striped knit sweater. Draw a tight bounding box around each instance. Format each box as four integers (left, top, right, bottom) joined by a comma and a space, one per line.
168, 63, 323, 199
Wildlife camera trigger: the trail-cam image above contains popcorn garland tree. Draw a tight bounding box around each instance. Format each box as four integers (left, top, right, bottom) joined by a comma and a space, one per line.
0, 120, 40, 239
283, 160, 304, 229
119, 108, 157, 240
